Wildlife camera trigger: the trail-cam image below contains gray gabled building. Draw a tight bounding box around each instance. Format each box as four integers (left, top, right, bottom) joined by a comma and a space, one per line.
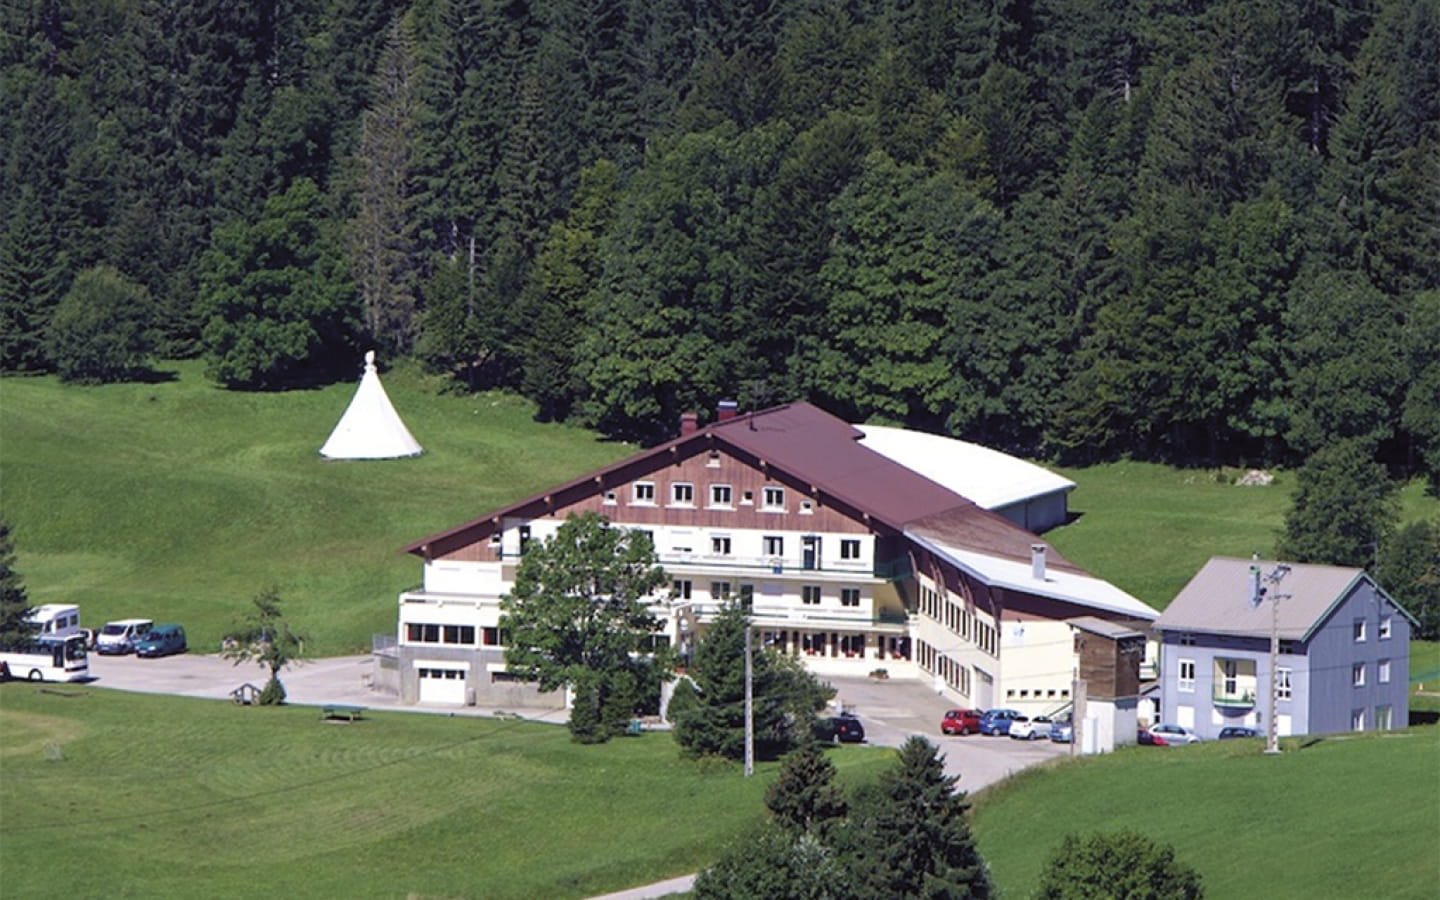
1154, 557, 1415, 739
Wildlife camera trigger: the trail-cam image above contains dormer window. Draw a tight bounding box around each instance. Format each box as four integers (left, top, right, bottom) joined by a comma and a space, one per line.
633, 482, 655, 505
762, 486, 785, 510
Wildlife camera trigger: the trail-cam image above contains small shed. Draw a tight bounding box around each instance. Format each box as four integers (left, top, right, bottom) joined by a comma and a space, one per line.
1068, 616, 1148, 753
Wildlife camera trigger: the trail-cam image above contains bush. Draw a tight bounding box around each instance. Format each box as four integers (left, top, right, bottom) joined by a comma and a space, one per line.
1034, 830, 1202, 900
43, 266, 153, 383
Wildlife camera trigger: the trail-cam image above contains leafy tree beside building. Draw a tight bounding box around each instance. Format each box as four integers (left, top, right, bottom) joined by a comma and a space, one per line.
500, 511, 671, 743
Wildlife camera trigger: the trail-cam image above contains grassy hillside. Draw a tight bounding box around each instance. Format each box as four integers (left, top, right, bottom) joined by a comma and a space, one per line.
0, 361, 632, 654
2, 365, 1434, 647
971, 730, 1440, 899
0, 684, 891, 898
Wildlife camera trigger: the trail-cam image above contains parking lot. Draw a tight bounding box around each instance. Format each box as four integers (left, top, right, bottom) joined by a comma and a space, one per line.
86, 653, 1066, 793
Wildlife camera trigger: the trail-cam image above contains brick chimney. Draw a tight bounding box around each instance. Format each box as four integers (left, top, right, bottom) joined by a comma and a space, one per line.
717, 400, 738, 421
680, 411, 699, 435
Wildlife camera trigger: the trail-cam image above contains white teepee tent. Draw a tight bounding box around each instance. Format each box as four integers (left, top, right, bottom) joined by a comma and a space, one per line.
319, 351, 423, 459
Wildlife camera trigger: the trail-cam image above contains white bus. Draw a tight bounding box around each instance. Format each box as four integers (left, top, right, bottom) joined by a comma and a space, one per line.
0, 634, 90, 682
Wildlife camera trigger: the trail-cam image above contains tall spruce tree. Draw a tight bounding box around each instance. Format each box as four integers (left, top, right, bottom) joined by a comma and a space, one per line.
837, 736, 991, 898
0, 517, 37, 649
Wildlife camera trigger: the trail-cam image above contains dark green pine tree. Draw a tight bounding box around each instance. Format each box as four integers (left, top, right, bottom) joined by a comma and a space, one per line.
1320, 0, 1440, 297
765, 741, 848, 839
0, 517, 37, 649
671, 601, 832, 762
838, 735, 991, 898
0, 185, 69, 371
1401, 291, 1440, 492
1375, 519, 1440, 641
346, 12, 422, 356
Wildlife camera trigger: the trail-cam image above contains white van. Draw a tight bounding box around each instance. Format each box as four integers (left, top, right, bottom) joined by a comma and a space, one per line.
25, 604, 82, 639
96, 618, 154, 655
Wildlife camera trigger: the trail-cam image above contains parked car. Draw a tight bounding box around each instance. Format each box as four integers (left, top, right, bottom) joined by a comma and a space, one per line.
1009, 714, 1053, 740
1145, 723, 1203, 746
819, 712, 866, 743
1049, 717, 1074, 743
979, 709, 1022, 736
1218, 725, 1261, 740
95, 618, 154, 655
134, 623, 187, 658
941, 708, 983, 736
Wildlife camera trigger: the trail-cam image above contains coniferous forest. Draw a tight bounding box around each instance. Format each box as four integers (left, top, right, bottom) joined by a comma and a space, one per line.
2, 0, 1437, 483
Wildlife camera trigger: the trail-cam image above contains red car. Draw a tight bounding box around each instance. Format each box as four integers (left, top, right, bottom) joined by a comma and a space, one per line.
941, 709, 984, 736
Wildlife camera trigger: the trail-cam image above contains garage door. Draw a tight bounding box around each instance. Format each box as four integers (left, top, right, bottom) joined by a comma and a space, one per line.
418, 666, 468, 705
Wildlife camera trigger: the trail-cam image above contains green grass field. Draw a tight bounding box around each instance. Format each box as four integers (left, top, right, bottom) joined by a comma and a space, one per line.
971, 730, 1440, 899
1, 361, 633, 654
0, 684, 892, 899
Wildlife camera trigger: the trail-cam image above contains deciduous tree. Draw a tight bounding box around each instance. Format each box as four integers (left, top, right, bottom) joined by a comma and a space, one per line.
43, 265, 153, 384
499, 511, 671, 743
221, 587, 307, 705
1278, 441, 1398, 567
1035, 830, 1203, 900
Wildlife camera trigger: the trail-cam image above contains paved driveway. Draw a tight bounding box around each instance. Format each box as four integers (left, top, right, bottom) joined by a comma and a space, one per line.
826, 675, 1069, 794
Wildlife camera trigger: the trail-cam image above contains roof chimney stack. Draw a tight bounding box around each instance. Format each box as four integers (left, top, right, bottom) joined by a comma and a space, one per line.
1031, 543, 1047, 581
680, 411, 699, 435
717, 400, 738, 421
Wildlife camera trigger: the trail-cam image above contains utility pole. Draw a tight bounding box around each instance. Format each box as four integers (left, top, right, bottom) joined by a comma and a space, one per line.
744, 625, 754, 777
1253, 561, 1291, 756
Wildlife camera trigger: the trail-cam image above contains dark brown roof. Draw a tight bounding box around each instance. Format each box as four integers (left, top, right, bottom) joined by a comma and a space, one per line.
403, 402, 1059, 560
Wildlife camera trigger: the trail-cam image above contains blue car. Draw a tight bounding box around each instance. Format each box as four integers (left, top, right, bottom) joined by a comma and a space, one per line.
978, 709, 1022, 736
1049, 717, 1074, 743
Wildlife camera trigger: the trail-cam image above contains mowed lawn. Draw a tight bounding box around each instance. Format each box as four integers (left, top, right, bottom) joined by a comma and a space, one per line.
971, 730, 1440, 899
0, 684, 893, 899
0, 361, 633, 655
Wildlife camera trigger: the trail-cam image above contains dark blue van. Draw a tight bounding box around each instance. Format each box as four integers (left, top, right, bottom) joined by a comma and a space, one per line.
134, 624, 187, 658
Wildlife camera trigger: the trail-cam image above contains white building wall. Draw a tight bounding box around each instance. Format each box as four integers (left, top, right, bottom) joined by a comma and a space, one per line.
998, 620, 1076, 714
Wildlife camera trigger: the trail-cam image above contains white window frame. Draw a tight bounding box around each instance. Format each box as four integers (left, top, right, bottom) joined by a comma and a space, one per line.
711, 581, 731, 600
1351, 708, 1365, 731
1276, 667, 1292, 701
1178, 659, 1196, 692
1376, 705, 1392, 730
802, 585, 821, 606
1353, 618, 1366, 643
709, 484, 733, 508
711, 535, 732, 555
763, 535, 784, 557
1352, 663, 1365, 687
633, 481, 656, 505
1379, 616, 1392, 640
840, 539, 861, 560
840, 588, 860, 607
673, 580, 692, 600
601, 489, 617, 505
670, 482, 694, 506
1378, 659, 1391, 684
761, 486, 785, 510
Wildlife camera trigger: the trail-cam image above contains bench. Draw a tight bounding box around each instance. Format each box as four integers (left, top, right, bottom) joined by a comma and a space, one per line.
321, 704, 366, 722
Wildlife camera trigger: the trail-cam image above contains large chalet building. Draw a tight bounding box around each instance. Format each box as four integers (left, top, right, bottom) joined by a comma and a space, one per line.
391, 402, 1158, 712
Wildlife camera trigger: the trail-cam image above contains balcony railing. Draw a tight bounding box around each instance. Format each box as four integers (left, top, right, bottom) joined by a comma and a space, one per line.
1212, 689, 1257, 709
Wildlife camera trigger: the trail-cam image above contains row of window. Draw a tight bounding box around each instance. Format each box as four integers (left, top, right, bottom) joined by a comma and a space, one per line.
405, 623, 503, 647
609, 481, 798, 512
918, 641, 973, 698
917, 584, 998, 655
675, 580, 863, 607
1353, 616, 1394, 642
